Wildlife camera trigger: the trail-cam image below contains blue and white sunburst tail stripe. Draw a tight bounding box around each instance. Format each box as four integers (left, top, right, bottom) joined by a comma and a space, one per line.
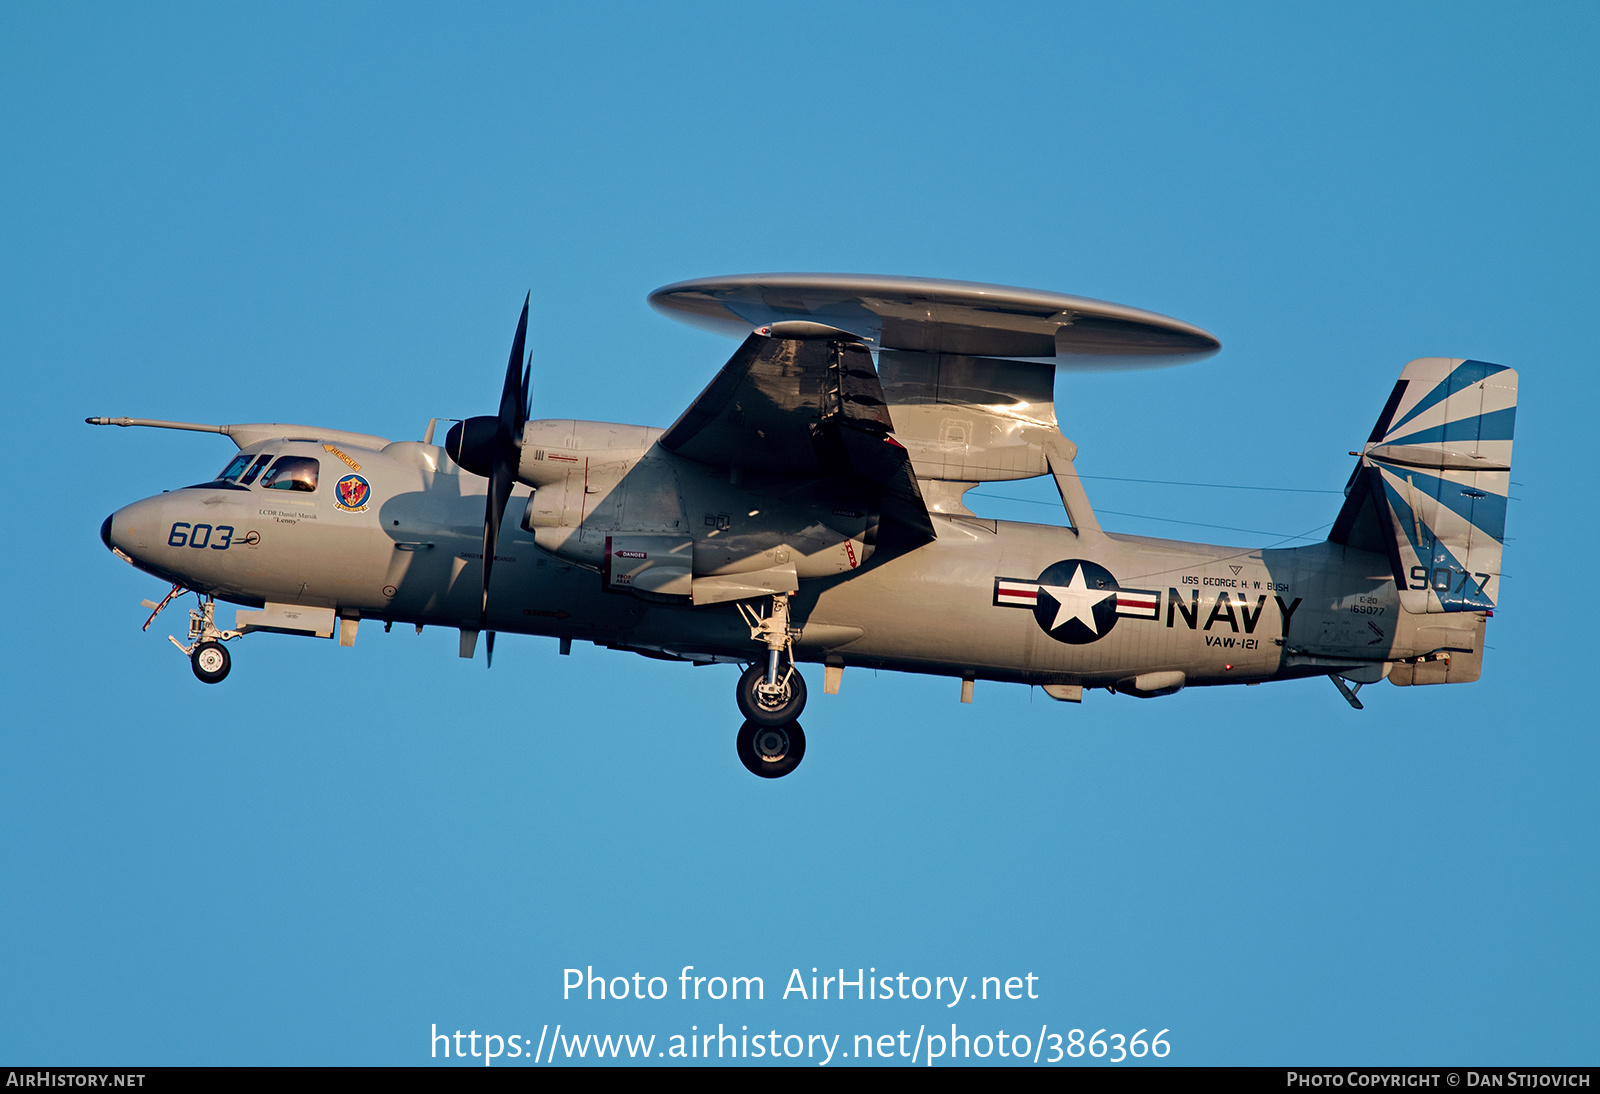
1359, 358, 1518, 614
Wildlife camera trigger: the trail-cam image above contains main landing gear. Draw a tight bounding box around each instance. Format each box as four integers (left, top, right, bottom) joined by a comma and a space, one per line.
733, 593, 808, 778
736, 720, 806, 778
145, 585, 242, 684
735, 662, 807, 725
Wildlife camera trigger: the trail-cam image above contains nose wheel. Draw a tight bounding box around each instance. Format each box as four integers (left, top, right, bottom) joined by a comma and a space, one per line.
190, 640, 231, 684
736, 720, 806, 778
145, 588, 243, 683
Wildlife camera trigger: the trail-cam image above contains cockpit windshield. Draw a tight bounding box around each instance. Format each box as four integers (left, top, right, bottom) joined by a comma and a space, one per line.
239, 454, 272, 485
260, 456, 320, 492
217, 454, 254, 482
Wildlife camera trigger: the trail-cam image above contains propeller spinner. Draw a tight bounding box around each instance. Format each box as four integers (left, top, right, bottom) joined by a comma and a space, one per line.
444, 294, 532, 664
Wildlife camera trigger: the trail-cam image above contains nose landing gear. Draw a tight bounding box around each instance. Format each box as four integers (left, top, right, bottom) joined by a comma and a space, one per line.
173, 597, 242, 684
144, 586, 242, 684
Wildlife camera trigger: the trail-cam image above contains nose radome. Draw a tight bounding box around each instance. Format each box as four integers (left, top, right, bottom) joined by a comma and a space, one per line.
100, 514, 113, 550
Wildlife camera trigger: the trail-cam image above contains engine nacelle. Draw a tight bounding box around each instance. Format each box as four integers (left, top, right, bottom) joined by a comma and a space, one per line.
517, 419, 874, 594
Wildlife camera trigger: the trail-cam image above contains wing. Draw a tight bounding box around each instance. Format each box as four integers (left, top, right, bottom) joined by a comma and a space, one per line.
660, 325, 936, 541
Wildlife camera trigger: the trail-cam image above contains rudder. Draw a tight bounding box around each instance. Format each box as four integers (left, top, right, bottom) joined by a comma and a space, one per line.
1329, 358, 1517, 614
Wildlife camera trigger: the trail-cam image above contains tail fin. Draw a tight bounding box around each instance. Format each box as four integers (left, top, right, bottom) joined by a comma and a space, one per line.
1329, 358, 1517, 613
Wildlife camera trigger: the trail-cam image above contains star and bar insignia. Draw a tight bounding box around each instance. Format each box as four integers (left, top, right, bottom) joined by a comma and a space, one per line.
994, 560, 1160, 645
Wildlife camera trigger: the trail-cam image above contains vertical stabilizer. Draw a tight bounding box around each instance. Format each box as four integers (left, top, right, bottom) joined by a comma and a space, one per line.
1331, 359, 1517, 613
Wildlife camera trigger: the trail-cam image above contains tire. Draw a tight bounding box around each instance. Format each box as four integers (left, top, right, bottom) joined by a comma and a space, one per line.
191, 640, 231, 684
736, 720, 806, 779
735, 662, 807, 726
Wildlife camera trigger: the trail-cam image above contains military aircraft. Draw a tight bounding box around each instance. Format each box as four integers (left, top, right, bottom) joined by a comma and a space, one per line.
92, 274, 1518, 777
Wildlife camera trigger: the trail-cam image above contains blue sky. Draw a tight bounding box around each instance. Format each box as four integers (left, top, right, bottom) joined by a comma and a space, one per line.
3, 1, 1596, 1066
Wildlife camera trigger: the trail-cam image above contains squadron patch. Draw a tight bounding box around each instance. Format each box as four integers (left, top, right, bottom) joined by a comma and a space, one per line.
994, 560, 1160, 645
334, 474, 372, 513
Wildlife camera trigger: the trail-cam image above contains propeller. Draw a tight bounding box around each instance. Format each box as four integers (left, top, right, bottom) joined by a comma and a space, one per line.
444, 294, 532, 664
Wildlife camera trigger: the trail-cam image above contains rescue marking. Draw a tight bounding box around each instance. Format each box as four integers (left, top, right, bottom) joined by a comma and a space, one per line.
322, 444, 362, 472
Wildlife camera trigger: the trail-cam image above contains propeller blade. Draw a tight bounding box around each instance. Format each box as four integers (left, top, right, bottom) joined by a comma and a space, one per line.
442, 294, 532, 478
482, 455, 515, 614
499, 293, 530, 439
480, 293, 531, 633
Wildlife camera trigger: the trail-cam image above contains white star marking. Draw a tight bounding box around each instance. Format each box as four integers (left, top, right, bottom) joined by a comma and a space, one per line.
1037, 565, 1115, 634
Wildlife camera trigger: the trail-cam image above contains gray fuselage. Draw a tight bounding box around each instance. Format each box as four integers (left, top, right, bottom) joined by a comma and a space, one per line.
103, 426, 1422, 695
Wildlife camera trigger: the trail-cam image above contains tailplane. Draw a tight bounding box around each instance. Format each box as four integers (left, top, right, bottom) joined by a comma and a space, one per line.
1329, 358, 1517, 614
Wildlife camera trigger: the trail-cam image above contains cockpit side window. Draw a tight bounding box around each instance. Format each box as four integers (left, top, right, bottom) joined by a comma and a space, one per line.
239, 454, 272, 485
260, 456, 320, 492
218, 454, 254, 482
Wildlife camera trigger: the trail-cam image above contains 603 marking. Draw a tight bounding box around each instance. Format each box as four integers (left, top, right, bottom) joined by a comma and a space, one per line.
167, 522, 235, 550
